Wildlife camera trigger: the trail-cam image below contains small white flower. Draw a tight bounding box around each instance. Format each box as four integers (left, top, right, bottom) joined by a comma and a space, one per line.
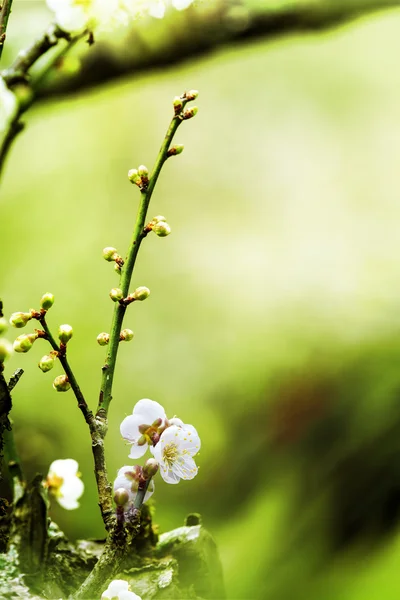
46, 458, 84, 510
120, 398, 167, 459
151, 424, 200, 484
113, 465, 155, 504
0, 77, 18, 136
101, 579, 142, 600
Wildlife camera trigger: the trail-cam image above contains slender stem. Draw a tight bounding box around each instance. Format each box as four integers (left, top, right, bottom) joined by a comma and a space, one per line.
0, 0, 13, 63
97, 100, 190, 417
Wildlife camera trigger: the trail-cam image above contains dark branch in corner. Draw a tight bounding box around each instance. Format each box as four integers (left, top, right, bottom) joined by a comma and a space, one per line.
36, 0, 399, 98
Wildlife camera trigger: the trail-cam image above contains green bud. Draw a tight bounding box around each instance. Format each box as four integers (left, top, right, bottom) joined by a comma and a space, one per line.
10, 312, 32, 328
168, 144, 184, 157
38, 354, 56, 372
133, 286, 150, 301
0, 317, 8, 335
120, 329, 134, 342
137, 165, 149, 178
97, 332, 110, 346
110, 288, 124, 302
103, 247, 118, 262
153, 221, 171, 237
143, 458, 159, 479
186, 89, 199, 101
114, 263, 121, 275
40, 293, 55, 310
53, 374, 71, 392
0, 339, 13, 362
114, 487, 129, 507
182, 106, 198, 120
152, 215, 166, 224
58, 324, 73, 344
13, 333, 37, 353
173, 96, 184, 113
128, 169, 140, 184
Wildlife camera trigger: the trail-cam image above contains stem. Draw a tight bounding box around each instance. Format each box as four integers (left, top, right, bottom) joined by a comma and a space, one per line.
0, 0, 13, 63
40, 316, 114, 529
97, 100, 190, 417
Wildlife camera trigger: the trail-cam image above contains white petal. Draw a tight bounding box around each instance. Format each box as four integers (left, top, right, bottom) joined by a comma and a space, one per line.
159, 466, 180, 484
148, 0, 165, 18
48, 458, 79, 478
143, 479, 155, 502
132, 398, 167, 425
57, 495, 80, 510
128, 443, 148, 460
120, 413, 143, 442
107, 579, 130, 595
58, 475, 84, 510
119, 590, 142, 600
172, 0, 194, 10
54, 6, 89, 33
169, 417, 184, 427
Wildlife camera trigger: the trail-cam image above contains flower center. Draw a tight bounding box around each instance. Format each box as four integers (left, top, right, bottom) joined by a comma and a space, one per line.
162, 442, 179, 467
73, 0, 92, 8
46, 474, 64, 496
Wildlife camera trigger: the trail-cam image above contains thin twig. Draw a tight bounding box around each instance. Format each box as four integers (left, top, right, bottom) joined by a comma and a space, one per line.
0, 0, 14, 63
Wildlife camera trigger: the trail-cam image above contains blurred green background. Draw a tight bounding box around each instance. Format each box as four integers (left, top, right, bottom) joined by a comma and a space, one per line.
3, 2, 400, 599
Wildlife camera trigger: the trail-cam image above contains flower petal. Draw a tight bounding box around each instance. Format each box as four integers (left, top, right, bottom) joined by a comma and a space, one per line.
172, 0, 194, 10
132, 398, 167, 425
49, 458, 79, 477
128, 443, 148, 460
120, 413, 143, 442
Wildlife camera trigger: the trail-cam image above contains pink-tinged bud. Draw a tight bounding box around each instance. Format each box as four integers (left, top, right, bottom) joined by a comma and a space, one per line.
13, 333, 37, 353
10, 312, 32, 328
97, 332, 110, 346
182, 106, 198, 120
38, 354, 55, 372
138, 423, 151, 434
40, 293, 55, 310
120, 329, 134, 342
0, 339, 12, 362
58, 324, 73, 344
153, 221, 171, 237
143, 458, 159, 479
53, 374, 71, 392
110, 288, 124, 302
133, 286, 150, 301
185, 89, 199, 101
114, 487, 130, 506
0, 317, 8, 335
102, 247, 118, 262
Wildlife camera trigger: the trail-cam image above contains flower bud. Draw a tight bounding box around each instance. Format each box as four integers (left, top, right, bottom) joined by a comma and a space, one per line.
110, 288, 124, 302
97, 332, 110, 346
114, 487, 129, 507
102, 247, 118, 262
182, 106, 198, 120
58, 324, 73, 344
128, 168, 140, 184
173, 96, 184, 113
186, 89, 199, 101
143, 458, 159, 479
124, 465, 142, 481
133, 286, 150, 301
114, 263, 121, 275
13, 333, 37, 353
120, 329, 134, 342
53, 374, 71, 392
0, 339, 13, 362
0, 317, 8, 335
10, 312, 32, 329
153, 221, 171, 237
167, 144, 184, 157
152, 215, 166, 224
39, 354, 56, 372
137, 165, 149, 178
40, 293, 55, 310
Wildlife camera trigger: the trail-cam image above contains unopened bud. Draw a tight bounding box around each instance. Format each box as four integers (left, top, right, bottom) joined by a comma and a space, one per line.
128, 169, 140, 184
133, 286, 150, 301
97, 332, 110, 346
137, 165, 149, 178
124, 465, 142, 481
40, 293, 55, 310
143, 458, 159, 479
0, 339, 12, 362
185, 89, 199, 101
153, 221, 171, 237
103, 247, 118, 262
173, 96, 184, 113
114, 263, 121, 275
152, 215, 166, 224
13, 333, 37, 353
39, 354, 56, 372
10, 312, 32, 328
110, 288, 124, 302
53, 374, 71, 392
167, 144, 184, 157
0, 317, 8, 335
114, 487, 129, 506
58, 324, 73, 344
182, 106, 198, 120
120, 329, 134, 342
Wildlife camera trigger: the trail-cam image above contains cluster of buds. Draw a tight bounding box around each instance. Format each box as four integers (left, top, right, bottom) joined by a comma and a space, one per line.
145, 215, 171, 238
102, 247, 124, 275
108, 285, 150, 305
113, 458, 159, 518
0, 316, 12, 364
128, 164, 149, 191
173, 89, 199, 118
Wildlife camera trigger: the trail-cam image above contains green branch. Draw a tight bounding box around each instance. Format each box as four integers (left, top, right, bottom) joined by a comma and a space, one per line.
0, 0, 13, 62
97, 93, 196, 418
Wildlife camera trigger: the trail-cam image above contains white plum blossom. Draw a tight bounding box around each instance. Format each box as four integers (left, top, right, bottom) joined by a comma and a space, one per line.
0, 77, 18, 136
120, 398, 167, 459
101, 579, 142, 600
46, 458, 84, 510
151, 424, 200, 484
113, 465, 155, 504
